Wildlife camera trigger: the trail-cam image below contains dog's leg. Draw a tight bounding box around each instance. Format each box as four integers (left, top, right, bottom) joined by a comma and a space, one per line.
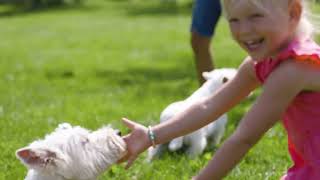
147, 144, 168, 162
186, 131, 207, 158
168, 137, 184, 152
207, 115, 228, 148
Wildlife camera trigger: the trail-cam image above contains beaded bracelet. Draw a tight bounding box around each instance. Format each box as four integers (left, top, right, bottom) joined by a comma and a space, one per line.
147, 126, 156, 148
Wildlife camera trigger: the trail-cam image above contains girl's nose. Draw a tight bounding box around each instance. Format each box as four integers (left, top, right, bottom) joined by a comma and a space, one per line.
238, 20, 252, 35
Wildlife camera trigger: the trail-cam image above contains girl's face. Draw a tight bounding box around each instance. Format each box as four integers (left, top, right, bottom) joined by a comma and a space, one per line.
224, 0, 300, 61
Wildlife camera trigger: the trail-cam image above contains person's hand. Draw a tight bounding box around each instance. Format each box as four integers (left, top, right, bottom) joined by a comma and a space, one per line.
118, 118, 151, 169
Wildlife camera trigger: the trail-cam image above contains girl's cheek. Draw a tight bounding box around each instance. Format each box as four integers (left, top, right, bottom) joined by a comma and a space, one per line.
229, 25, 238, 38
229, 23, 237, 32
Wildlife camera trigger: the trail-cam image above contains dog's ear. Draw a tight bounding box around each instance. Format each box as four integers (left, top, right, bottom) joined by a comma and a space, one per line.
202, 71, 212, 81
16, 147, 58, 167
57, 123, 72, 131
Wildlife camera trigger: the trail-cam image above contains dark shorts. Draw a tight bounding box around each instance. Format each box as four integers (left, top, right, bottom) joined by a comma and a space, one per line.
191, 0, 222, 37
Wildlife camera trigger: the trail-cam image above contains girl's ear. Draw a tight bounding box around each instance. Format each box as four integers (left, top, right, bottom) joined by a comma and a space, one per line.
289, 0, 302, 22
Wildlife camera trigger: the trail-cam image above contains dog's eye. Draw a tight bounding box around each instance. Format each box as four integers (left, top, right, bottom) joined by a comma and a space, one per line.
115, 130, 121, 136
81, 138, 89, 145
222, 77, 229, 83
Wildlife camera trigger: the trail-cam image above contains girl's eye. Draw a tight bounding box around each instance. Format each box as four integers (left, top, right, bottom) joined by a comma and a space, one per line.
250, 14, 263, 20
228, 18, 239, 23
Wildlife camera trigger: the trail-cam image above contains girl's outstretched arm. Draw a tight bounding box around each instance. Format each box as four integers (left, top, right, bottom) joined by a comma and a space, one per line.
151, 58, 259, 146
121, 58, 259, 168
194, 60, 308, 180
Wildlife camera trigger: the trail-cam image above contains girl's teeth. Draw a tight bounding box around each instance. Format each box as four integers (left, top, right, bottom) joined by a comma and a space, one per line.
246, 40, 259, 45
245, 40, 263, 50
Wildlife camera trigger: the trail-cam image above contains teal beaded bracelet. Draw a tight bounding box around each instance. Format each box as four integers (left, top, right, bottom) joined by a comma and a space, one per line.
148, 126, 156, 148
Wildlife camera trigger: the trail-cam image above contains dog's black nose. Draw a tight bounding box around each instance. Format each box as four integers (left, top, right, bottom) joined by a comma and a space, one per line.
115, 130, 122, 136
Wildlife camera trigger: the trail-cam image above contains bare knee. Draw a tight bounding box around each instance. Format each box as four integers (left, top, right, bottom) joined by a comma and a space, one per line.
191, 32, 211, 54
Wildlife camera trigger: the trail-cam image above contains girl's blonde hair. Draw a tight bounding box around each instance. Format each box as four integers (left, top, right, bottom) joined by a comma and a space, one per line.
298, 0, 315, 39
222, 0, 317, 39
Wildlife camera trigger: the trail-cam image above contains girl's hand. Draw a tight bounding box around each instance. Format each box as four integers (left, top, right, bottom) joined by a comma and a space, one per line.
118, 118, 151, 169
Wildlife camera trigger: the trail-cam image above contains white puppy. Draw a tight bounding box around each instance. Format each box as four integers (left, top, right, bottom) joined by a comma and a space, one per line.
16, 123, 127, 180
148, 68, 237, 160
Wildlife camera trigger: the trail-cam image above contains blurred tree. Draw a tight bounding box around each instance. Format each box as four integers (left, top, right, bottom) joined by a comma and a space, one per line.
0, 0, 82, 9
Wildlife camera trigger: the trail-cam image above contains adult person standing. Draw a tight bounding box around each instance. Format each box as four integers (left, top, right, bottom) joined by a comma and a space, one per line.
191, 0, 222, 84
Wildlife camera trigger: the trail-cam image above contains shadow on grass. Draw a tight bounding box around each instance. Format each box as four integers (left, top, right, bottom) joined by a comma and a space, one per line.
0, 2, 99, 17
95, 65, 194, 86
0, 0, 193, 18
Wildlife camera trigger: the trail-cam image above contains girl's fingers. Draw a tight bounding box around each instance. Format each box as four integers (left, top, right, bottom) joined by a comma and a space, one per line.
120, 118, 142, 169
117, 152, 129, 164
125, 155, 138, 169
122, 118, 136, 129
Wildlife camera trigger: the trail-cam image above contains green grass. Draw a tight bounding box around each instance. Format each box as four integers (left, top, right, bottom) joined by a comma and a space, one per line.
0, 0, 295, 179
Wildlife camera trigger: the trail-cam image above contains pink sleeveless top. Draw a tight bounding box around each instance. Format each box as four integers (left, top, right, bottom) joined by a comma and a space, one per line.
254, 38, 320, 180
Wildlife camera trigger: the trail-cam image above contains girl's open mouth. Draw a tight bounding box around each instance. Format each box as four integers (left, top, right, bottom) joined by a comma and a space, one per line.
244, 38, 265, 52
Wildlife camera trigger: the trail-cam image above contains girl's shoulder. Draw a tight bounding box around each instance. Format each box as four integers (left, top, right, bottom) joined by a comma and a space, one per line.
254, 38, 320, 84
238, 56, 259, 82
279, 38, 320, 92
277, 38, 320, 67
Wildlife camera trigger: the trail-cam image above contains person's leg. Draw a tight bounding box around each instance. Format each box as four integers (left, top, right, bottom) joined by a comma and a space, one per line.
190, 0, 221, 85
191, 32, 213, 85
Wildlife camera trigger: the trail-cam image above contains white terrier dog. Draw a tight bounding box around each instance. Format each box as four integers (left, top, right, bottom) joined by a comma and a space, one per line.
16, 123, 127, 180
148, 68, 237, 160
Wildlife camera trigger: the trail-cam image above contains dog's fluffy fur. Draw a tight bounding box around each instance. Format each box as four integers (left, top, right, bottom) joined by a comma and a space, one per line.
148, 68, 237, 160
16, 123, 127, 180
